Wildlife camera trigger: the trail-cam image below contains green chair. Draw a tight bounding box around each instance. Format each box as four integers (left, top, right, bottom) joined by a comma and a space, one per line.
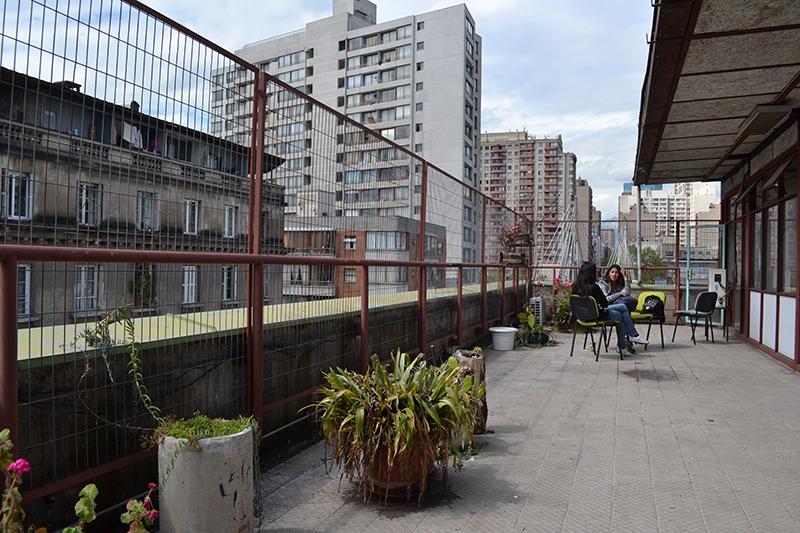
570, 295, 621, 361
630, 291, 665, 349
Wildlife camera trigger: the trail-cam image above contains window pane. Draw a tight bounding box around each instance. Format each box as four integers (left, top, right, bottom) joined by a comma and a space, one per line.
752, 212, 762, 289
766, 205, 778, 292
784, 199, 796, 293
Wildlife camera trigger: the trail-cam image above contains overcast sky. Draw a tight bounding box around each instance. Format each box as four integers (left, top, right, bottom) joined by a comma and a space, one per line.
150, 0, 654, 216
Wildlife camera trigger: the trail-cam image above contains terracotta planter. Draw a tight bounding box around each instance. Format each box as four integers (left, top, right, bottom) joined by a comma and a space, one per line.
367, 449, 433, 499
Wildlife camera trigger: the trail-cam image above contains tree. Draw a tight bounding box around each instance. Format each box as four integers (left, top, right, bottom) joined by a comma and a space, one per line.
628, 245, 666, 284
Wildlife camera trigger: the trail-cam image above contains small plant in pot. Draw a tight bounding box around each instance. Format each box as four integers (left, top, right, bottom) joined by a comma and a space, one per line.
75, 307, 260, 533
309, 350, 482, 502
516, 305, 553, 347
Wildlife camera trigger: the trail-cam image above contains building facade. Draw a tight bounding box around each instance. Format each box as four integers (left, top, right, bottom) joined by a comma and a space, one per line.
0, 68, 286, 325
479, 131, 577, 263
282, 215, 446, 301
222, 0, 482, 267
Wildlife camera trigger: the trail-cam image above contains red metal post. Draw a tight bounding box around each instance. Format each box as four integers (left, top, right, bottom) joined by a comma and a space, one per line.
513, 267, 519, 313
247, 72, 267, 429
481, 197, 488, 332
456, 266, 463, 344
360, 266, 370, 371
418, 162, 428, 356
0, 257, 18, 444
675, 220, 681, 310
481, 197, 487, 263
499, 266, 505, 325
481, 266, 488, 332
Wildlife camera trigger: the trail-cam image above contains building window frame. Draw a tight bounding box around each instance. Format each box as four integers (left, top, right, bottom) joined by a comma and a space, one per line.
74, 264, 98, 312
222, 265, 238, 301
182, 265, 198, 305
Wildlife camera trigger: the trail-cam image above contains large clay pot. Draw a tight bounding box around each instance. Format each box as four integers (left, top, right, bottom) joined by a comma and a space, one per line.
367, 449, 432, 499
158, 426, 254, 533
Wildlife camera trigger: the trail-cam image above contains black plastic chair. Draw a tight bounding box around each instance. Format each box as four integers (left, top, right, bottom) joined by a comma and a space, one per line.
672, 291, 718, 345
570, 295, 621, 361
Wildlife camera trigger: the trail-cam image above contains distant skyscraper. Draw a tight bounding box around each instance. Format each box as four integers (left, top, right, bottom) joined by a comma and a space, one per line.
217, 0, 482, 265
479, 132, 577, 263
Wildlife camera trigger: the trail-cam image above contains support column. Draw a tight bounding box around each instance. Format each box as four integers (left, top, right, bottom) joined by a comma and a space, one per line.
361, 266, 370, 372
0, 257, 18, 443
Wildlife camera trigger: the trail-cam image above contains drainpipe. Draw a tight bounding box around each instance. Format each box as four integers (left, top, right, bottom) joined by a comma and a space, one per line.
636, 185, 643, 283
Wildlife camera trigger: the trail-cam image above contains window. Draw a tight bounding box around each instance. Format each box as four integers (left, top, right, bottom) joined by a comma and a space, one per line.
465, 40, 474, 56
397, 45, 412, 59
417, 21, 424, 31
136, 191, 159, 230
415, 123, 422, 132
74, 265, 98, 312
182, 266, 198, 304
2, 171, 32, 220
344, 268, 357, 284
416, 82, 423, 91
184, 199, 199, 235
367, 231, 407, 250
224, 205, 238, 238
222, 266, 238, 301
417, 41, 424, 50
415, 143, 422, 153
416, 62, 423, 71
78, 182, 101, 226
784, 198, 796, 293
766, 204, 779, 292
17, 265, 30, 316
344, 235, 357, 250
396, 25, 412, 40
752, 211, 762, 289
465, 18, 474, 37
415, 102, 423, 111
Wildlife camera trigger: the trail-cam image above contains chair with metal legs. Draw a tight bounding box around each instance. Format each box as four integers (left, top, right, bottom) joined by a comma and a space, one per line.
672, 291, 718, 345
570, 296, 621, 361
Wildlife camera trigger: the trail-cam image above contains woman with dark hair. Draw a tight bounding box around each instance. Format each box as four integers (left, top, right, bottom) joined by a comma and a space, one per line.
599, 264, 640, 314
572, 262, 646, 357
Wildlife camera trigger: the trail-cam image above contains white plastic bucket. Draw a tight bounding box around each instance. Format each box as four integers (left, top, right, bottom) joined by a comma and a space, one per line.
489, 326, 518, 351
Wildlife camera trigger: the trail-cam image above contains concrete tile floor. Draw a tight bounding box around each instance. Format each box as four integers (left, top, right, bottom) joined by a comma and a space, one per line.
258, 328, 800, 532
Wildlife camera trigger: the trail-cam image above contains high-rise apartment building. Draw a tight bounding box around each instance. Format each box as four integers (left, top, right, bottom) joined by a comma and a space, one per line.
479, 132, 577, 263
618, 181, 719, 247
220, 0, 482, 266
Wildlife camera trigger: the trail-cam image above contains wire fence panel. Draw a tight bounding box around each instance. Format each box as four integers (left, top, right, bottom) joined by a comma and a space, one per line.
0, 0, 555, 528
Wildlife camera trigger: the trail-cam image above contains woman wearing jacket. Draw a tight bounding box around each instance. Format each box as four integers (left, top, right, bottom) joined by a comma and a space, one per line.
572, 262, 647, 358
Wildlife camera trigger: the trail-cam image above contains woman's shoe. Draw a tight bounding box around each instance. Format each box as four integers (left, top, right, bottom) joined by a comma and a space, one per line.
630, 335, 649, 345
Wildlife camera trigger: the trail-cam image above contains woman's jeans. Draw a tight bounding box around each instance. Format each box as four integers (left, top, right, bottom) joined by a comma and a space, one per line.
606, 303, 640, 348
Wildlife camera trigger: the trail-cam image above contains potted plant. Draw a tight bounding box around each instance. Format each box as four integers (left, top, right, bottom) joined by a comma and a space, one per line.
516, 305, 553, 347
310, 350, 482, 502
128, 264, 155, 307
76, 307, 259, 533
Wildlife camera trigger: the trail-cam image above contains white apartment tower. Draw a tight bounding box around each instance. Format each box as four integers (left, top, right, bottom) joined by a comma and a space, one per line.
221, 0, 482, 265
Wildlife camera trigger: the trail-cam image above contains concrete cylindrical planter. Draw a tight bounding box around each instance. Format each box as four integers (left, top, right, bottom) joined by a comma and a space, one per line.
158, 426, 254, 533
489, 326, 518, 351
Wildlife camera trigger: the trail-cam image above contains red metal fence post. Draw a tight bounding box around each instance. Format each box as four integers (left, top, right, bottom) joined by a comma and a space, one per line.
361, 266, 370, 372
513, 267, 519, 313
675, 220, 681, 310
499, 266, 505, 325
456, 266, 463, 344
481, 266, 488, 332
418, 162, 428, 356
0, 257, 18, 443
247, 72, 267, 429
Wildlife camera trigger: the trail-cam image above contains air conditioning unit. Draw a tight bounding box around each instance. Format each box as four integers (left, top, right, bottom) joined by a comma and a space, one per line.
529, 296, 547, 325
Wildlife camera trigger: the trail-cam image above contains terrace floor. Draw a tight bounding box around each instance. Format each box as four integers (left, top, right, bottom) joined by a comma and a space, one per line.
257, 327, 800, 532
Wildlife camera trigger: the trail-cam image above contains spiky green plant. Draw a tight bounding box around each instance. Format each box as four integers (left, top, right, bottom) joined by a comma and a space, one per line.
309, 350, 483, 501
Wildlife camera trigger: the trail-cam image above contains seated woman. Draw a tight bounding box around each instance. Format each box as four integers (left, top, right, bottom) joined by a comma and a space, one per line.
572, 262, 647, 358
598, 264, 637, 311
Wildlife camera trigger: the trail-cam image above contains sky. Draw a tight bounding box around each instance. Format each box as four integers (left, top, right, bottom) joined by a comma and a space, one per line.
148, 0, 655, 217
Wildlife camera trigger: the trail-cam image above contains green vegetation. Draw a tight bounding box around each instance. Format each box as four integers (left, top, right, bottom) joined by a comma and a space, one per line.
309, 350, 483, 501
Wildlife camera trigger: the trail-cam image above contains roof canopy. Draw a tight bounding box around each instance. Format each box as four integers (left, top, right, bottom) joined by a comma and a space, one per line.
634, 0, 800, 185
